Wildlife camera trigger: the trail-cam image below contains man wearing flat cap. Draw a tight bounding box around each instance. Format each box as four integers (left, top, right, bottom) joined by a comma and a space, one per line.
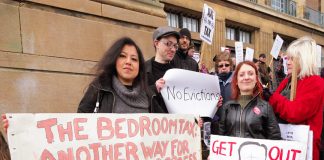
172, 28, 199, 72
145, 26, 180, 87
145, 26, 180, 113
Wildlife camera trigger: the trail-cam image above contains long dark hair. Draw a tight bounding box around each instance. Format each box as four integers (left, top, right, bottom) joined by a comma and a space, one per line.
231, 61, 263, 100
92, 37, 149, 93
0, 132, 10, 160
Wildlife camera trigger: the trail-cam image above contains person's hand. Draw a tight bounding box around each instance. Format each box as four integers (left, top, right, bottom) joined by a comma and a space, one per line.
217, 96, 223, 107
155, 78, 165, 93
198, 118, 203, 128
2, 114, 8, 134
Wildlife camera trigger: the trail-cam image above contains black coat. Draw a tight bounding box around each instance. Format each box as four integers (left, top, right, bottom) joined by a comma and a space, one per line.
172, 49, 199, 72
212, 96, 281, 140
77, 82, 166, 113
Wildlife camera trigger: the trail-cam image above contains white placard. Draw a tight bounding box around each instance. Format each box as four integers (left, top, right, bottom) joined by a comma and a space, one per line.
220, 47, 230, 53
192, 52, 200, 63
316, 45, 322, 68
209, 135, 307, 160
7, 113, 202, 160
279, 124, 312, 160
235, 41, 244, 65
200, 4, 216, 45
161, 69, 220, 117
270, 35, 284, 59
283, 55, 288, 75
245, 47, 254, 61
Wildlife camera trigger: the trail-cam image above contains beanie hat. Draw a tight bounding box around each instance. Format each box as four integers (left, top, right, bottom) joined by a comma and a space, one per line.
179, 28, 191, 41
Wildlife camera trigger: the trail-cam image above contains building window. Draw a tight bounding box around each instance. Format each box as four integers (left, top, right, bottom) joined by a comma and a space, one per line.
239, 31, 251, 43
167, 12, 179, 28
226, 26, 252, 43
226, 27, 235, 40
182, 16, 199, 32
269, 0, 296, 16
166, 11, 200, 32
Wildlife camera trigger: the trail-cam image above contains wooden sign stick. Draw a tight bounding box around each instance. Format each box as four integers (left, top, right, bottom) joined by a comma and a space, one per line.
290, 58, 297, 101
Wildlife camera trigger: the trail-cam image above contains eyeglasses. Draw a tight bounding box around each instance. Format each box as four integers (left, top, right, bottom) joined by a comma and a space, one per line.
218, 64, 230, 68
160, 40, 179, 50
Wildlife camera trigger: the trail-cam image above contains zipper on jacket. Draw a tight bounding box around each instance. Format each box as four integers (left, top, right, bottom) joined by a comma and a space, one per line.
239, 93, 260, 137
239, 107, 244, 137
97, 88, 116, 113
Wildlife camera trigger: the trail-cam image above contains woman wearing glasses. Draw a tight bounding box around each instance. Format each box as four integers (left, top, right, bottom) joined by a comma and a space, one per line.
215, 52, 234, 104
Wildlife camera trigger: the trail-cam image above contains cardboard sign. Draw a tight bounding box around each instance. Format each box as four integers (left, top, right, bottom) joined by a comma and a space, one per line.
209, 135, 307, 160
279, 124, 312, 160
161, 69, 220, 117
270, 35, 284, 59
235, 41, 244, 65
200, 3, 216, 45
245, 47, 254, 62
316, 45, 322, 68
7, 113, 201, 160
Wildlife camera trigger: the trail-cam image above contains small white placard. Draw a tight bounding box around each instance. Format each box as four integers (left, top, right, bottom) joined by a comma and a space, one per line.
270, 35, 284, 59
235, 41, 244, 65
245, 47, 254, 62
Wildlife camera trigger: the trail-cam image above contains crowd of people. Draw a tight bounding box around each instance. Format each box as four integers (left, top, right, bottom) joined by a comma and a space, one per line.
1, 26, 324, 160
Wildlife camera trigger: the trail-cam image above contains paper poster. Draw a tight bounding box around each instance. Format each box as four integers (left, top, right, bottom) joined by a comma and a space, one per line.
161, 69, 220, 117
7, 113, 202, 160
270, 35, 284, 59
245, 47, 254, 61
210, 135, 307, 160
279, 123, 312, 160
316, 45, 322, 68
200, 4, 216, 45
283, 55, 288, 75
235, 41, 244, 65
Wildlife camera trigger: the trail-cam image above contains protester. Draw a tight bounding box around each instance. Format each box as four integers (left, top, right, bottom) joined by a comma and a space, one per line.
145, 26, 179, 87
145, 26, 180, 113
212, 61, 281, 140
214, 52, 234, 104
268, 36, 324, 160
0, 132, 10, 160
258, 53, 271, 87
272, 53, 286, 90
172, 28, 199, 71
77, 37, 165, 113
187, 44, 195, 58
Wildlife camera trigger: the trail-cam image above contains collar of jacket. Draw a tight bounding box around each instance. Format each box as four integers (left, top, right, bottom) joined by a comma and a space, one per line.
176, 49, 188, 59
219, 72, 234, 85
229, 92, 261, 105
145, 56, 155, 74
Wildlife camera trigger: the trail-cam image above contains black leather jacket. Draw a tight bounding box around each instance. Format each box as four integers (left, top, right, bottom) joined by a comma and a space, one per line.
77, 82, 167, 113
213, 95, 281, 140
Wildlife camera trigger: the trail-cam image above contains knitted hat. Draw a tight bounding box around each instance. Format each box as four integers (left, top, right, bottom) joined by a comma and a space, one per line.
179, 28, 191, 41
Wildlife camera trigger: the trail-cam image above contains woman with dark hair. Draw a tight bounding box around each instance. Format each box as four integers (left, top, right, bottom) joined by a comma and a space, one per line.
213, 61, 281, 140
0, 132, 10, 160
77, 37, 164, 113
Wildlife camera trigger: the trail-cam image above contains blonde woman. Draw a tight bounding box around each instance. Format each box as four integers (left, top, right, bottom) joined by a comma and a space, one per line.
269, 36, 324, 160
